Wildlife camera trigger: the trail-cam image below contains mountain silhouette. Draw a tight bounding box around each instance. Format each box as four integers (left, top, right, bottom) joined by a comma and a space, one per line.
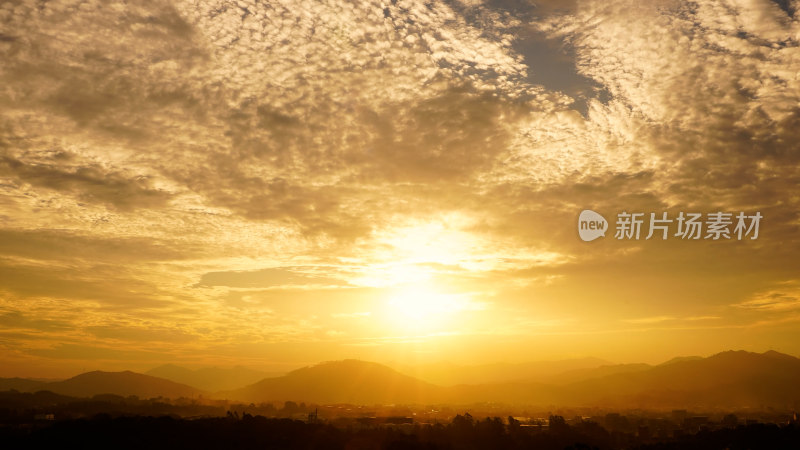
4, 351, 799, 408
0, 377, 48, 392
433, 351, 800, 407
224, 351, 800, 408
541, 363, 653, 385
146, 364, 278, 392
42, 371, 203, 399
659, 355, 703, 365
400, 357, 611, 386
557, 350, 800, 408
223, 359, 439, 404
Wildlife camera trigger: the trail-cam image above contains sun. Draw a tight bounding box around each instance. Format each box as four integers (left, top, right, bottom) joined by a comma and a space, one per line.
383, 284, 475, 333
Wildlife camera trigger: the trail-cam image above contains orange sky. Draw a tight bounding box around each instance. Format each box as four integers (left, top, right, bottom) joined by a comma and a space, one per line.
1, 0, 799, 378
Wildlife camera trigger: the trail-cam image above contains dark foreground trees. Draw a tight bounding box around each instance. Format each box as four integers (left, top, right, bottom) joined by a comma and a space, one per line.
0, 413, 799, 450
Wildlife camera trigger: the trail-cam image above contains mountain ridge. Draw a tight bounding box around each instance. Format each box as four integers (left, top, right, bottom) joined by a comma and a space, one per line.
146, 364, 278, 392
0, 370, 205, 399
222, 359, 439, 404
3, 350, 799, 408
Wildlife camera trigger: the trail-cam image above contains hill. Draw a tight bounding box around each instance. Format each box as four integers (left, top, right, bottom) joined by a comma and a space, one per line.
400, 357, 611, 386
223, 359, 439, 404
146, 364, 278, 392
43, 371, 203, 399
0, 377, 48, 393
5, 351, 800, 408
557, 350, 800, 408
225, 352, 800, 408
543, 363, 653, 385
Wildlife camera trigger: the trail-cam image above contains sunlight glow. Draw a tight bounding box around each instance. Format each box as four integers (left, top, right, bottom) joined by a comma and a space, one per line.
349, 215, 569, 289
383, 284, 483, 333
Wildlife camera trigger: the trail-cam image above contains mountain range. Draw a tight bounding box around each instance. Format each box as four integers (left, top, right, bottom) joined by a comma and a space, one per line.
145, 364, 279, 392
0, 371, 202, 399
398, 357, 612, 386
2, 350, 800, 409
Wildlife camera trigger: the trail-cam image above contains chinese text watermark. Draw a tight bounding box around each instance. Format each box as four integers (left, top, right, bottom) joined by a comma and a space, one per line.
579, 210, 761, 242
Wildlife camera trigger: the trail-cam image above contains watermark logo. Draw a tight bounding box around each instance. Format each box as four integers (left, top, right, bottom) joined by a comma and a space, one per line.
578, 210, 762, 241
578, 209, 609, 242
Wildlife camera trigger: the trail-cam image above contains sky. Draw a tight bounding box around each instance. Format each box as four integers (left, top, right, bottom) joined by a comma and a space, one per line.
1, 0, 799, 378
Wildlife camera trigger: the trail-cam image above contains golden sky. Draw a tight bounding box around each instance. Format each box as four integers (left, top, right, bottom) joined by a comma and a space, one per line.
1, 0, 799, 378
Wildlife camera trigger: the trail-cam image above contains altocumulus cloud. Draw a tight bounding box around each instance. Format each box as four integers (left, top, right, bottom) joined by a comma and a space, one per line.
0, 0, 799, 369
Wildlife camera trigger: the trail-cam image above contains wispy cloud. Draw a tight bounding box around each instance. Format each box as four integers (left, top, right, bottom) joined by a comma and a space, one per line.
734, 281, 800, 311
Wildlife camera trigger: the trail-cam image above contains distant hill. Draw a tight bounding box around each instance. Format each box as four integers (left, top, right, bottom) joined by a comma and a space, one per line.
43, 371, 203, 399
0, 377, 47, 393
223, 360, 439, 404
400, 357, 612, 386
4, 351, 800, 408
146, 364, 279, 392
556, 350, 800, 408
658, 355, 702, 366
225, 352, 800, 408
543, 363, 653, 385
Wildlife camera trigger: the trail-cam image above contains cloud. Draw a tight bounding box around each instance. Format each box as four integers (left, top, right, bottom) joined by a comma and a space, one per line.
1, 0, 800, 368
331, 312, 372, 319
0, 258, 182, 310
734, 281, 800, 311
29, 344, 172, 361
87, 325, 198, 344
198, 267, 350, 289
0, 311, 72, 332
0, 155, 171, 210
0, 228, 198, 262
624, 316, 676, 324
624, 315, 722, 324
